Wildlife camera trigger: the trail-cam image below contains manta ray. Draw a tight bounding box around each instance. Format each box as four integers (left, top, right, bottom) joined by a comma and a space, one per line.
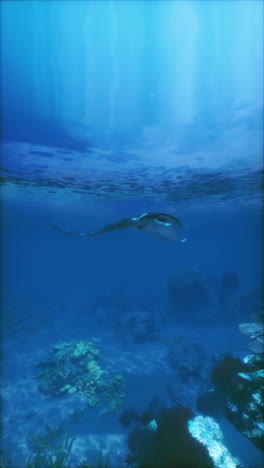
52, 212, 187, 242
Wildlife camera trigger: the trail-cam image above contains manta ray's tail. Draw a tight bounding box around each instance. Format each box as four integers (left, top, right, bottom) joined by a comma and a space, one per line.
51, 222, 119, 237
52, 224, 96, 236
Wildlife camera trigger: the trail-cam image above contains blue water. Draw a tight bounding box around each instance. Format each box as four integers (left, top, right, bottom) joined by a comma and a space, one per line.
1, 1, 263, 467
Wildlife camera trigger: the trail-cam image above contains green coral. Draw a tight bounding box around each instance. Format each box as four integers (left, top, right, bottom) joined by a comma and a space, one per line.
88, 395, 101, 408
86, 360, 104, 380
73, 340, 99, 359
36, 339, 125, 415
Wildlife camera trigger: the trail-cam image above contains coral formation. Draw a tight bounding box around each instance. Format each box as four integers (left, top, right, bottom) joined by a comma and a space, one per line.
124, 404, 242, 468
121, 402, 244, 467
239, 311, 264, 354
36, 340, 125, 415
188, 416, 239, 468
198, 354, 264, 451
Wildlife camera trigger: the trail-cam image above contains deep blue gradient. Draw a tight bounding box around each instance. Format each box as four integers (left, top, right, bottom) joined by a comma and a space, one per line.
0, 1, 263, 467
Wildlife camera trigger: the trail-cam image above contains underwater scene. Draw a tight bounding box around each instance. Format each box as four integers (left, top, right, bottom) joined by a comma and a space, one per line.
0, 1, 263, 467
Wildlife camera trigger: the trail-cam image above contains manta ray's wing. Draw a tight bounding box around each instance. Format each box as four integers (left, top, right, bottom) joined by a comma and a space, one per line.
137, 222, 180, 242
52, 217, 134, 237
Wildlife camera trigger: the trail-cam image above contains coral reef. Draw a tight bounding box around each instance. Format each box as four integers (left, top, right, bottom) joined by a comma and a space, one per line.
188, 415, 239, 468
36, 340, 125, 415
239, 311, 264, 354
126, 405, 215, 468
124, 403, 243, 468
198, 354, 264, 451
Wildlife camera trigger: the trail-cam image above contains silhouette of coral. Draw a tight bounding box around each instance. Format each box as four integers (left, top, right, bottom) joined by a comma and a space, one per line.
239, 311, 264, 354
126, 406, 214, 468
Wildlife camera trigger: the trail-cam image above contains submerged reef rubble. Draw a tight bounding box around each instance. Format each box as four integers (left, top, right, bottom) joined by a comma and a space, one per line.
36, 339, 125, 415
